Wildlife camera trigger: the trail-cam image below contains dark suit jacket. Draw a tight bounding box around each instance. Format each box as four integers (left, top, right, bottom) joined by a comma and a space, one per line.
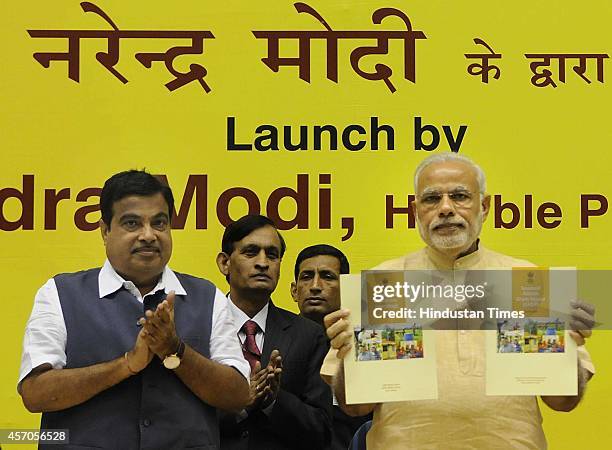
330, 405, 372, 450
318, 328, 373, 450
220, 301, 333, 450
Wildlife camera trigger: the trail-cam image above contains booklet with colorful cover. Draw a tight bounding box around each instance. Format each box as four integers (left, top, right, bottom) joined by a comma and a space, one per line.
485, 268, 578, 396
341, 274, 438, 404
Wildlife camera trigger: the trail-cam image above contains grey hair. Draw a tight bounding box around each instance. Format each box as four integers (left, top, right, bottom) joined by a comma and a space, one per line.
413, 153, 487, 197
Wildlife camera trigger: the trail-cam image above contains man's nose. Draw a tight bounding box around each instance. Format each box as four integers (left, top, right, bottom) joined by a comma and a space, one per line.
254, 250, 269, 269
139, 224, 157, 242
438, 194, 456, 216
310, 274, 322, 292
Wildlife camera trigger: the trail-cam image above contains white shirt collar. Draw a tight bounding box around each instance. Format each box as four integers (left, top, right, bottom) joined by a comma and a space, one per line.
227, 294, 269, 333
98, 259, 187, 300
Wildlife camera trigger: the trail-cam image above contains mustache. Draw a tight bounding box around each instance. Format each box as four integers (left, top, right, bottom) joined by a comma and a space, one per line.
429, 218, 468, 231
132, 245, 160, 253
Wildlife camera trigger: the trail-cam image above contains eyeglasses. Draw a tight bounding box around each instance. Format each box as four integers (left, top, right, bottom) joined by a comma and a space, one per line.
417, 190, 477, 209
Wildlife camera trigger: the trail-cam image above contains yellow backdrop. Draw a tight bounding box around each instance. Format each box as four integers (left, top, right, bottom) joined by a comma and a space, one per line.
2, 1, 611, 448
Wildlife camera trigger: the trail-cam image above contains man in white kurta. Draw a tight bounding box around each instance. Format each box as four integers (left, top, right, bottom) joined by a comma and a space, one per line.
322, 154, 595, 450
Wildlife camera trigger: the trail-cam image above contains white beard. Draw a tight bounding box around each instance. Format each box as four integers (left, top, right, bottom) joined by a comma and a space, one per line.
417, 211, 484, 251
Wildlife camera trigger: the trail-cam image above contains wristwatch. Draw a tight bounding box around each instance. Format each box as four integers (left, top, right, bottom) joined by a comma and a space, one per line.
163, 339, 185, 369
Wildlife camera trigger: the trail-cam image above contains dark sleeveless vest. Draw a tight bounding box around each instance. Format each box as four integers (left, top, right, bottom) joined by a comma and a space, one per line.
40, 268, 219, 450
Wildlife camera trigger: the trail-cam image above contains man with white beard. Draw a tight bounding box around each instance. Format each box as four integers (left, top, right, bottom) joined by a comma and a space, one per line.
323, 153, 596, 450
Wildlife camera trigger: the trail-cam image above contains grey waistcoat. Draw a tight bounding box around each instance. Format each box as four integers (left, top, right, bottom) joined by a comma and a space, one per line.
40, 268, 219, 450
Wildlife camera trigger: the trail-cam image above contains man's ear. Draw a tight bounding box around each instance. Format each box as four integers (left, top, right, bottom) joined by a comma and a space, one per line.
481, 194, 491, 222
216, 252, 230, 277
100, 219, 109, 245
290, 281, 298, 303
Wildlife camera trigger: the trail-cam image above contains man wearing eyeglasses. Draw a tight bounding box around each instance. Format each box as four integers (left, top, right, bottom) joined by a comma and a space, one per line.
323, 153, 596, 450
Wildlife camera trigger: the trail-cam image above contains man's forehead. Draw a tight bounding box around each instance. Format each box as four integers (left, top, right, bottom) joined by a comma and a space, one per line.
237, 225, 281, 249
112, 193, 169, 217
416, 161, 479, 192
299, 255, 341, 273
